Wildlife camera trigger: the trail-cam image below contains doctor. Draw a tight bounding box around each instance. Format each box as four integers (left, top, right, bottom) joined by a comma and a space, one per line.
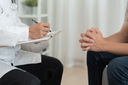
0, 0, 63, 85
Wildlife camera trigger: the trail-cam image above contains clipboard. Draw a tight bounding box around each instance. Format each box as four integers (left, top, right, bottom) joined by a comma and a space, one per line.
17, 30, 61, 45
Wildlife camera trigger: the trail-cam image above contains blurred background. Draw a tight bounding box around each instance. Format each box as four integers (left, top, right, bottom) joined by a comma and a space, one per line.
17, 0, 127, 85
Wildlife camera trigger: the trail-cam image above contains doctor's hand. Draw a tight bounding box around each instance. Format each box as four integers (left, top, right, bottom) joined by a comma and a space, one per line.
80, 28, 106, 52
29, 22, 50, 39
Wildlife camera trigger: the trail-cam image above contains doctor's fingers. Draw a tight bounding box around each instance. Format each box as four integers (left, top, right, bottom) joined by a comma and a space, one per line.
33, 32, 45, 38
41, 31, 48, 36
30, 34, 43, 39
42, 28, 50, 32
40, 26, 50, 32
39, 22, 50, 28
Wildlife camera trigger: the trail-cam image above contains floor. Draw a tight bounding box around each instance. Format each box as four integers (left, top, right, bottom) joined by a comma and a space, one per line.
61, 67, 88, 85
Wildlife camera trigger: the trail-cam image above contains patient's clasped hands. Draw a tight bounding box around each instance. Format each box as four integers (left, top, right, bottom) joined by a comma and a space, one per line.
80, 28, 106, 52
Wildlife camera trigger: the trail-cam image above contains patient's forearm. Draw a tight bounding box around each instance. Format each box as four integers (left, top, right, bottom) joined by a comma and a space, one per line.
105, 22, 128, 43
103, 41, 128, 55
104, 32, 128, 43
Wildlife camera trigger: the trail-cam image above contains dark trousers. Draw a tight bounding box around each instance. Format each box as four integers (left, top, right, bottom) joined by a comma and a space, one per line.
0, 55, 63, 85
87, 51, 128, 85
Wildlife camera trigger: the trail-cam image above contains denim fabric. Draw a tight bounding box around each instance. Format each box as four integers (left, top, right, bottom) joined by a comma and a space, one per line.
87, 51, 128, 85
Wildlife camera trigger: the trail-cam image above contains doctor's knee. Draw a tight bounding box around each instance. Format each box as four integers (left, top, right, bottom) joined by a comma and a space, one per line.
0, 69, 40, 85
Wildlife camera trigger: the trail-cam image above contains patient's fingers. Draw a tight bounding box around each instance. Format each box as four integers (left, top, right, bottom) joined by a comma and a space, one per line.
86, 32, 96, 40
86, 29, 93, 33
82, 47, 91, 51
79, 39, 84, 43
81, 43, 93, 48
81, 33, 85, 37
82, 36, 94, 43
94, 28, 102, 34
79, 39, 93, 44
86, 28, 95, 33
79, 38, 94, 44
88, 28, 94, 32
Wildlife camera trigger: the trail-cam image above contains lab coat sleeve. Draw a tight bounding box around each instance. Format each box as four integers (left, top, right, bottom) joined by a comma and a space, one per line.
0, 25, 29, 47
0, 1, 29, 47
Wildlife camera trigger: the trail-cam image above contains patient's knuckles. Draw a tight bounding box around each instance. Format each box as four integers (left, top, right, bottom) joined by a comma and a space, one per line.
81, 43, 88, 47
86, 32, 91, 37
80, 39, 84, 43
83, 37, 89, 42
81, 33, 85, 37
79, 40, 82, 43
83, 36, 92, 43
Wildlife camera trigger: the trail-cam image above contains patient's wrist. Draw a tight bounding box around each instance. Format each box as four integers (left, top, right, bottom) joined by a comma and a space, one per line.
101, 40, 111, 52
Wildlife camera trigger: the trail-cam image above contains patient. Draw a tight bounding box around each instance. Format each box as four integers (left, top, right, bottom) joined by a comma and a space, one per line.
79, 2, 128, 85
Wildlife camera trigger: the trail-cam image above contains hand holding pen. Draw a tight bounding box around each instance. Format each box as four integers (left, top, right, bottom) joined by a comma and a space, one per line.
32, 19, 52, 32
29, 19, 50, 39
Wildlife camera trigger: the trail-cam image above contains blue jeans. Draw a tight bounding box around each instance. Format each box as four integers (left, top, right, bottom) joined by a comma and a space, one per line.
87, 51, 128, 85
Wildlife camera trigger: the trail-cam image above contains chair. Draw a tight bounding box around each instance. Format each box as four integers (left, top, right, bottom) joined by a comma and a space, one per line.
102, 67, 108, 85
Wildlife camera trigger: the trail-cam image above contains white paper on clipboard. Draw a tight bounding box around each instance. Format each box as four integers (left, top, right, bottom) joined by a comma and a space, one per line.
17, 30, 61, 45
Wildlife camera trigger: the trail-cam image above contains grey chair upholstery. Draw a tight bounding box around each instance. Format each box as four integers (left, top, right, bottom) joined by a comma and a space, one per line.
102, 67, 108, 85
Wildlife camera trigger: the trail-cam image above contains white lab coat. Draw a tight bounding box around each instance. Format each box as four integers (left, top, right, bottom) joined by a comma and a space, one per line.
0, 0, 42, 78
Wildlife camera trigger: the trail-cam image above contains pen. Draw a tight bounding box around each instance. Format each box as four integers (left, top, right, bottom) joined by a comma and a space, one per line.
32, 19, 52, 32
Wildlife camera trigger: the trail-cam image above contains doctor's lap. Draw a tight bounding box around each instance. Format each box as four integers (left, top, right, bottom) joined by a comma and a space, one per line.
0, 0, 63, 85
